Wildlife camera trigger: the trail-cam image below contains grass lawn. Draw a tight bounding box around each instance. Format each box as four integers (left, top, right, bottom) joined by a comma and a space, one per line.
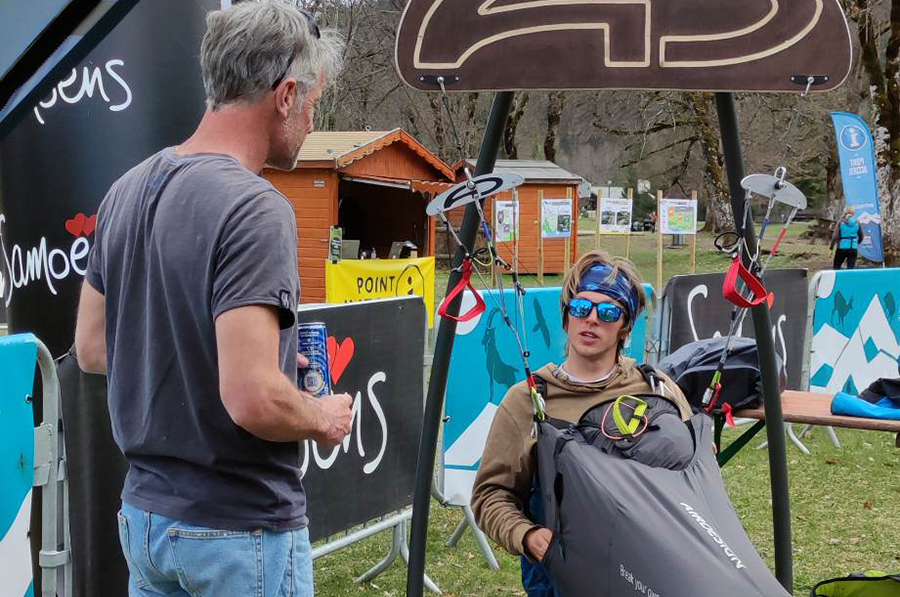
313, 428, 900, 597
313, 221, 896, 596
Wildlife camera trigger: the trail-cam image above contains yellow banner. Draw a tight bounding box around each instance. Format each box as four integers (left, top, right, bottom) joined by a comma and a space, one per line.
326, 257, 436, 327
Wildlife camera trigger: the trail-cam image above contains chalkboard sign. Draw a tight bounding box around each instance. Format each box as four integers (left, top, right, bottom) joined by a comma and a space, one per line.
297, 297, 426, 541
659, 269, 808, 389
0, 0, 218, 356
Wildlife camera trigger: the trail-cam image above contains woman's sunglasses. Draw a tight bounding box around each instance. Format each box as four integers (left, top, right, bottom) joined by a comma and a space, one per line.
567, 299, 624, 323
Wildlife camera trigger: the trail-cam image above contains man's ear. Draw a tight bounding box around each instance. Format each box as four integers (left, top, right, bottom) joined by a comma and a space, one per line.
274, 79, 298, 117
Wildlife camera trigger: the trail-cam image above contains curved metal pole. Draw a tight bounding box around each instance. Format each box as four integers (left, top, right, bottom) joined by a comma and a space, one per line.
715, 92, 793, 591
406, 91, 515, 597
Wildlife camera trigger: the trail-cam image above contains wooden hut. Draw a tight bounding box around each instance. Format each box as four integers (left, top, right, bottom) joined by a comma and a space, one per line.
446, 159, 583, 275
264, 129, 454, 302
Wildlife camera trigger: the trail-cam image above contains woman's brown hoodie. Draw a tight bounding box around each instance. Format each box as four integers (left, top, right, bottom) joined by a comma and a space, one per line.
470, 359, 691, 557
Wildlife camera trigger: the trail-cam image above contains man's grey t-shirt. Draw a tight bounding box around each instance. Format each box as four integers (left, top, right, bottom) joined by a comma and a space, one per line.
86, 148, 305, 531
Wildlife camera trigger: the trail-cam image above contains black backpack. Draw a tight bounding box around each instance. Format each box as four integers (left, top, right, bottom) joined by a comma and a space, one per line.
657, 337, 785, 412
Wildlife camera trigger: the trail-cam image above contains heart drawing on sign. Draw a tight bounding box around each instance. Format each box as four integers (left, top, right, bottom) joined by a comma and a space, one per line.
65, 213, 98, 237
327, 336, 355, 386
84, 214, 97, 236
65, 213, 87, 237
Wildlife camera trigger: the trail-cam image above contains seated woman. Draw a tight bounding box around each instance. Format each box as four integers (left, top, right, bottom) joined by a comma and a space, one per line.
470, 250, 691, 597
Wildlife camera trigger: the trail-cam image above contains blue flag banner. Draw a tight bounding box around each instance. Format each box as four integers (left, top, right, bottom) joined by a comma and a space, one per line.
831, 112, 885, 263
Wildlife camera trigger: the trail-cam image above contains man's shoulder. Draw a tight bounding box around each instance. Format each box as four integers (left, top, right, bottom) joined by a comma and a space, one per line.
496, 378, 536, 421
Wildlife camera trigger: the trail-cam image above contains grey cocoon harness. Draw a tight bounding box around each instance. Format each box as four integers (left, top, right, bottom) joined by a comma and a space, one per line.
534, 390, 789, 597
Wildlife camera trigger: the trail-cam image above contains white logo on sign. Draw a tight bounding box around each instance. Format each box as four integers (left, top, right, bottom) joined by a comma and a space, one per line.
0, 214, 93, 308
33, 60, 133, 125
299, 371, 388, 476
839, 124, 868, 152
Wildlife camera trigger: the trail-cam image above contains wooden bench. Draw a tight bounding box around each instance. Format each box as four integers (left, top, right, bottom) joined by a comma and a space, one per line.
716, 391, 900, 466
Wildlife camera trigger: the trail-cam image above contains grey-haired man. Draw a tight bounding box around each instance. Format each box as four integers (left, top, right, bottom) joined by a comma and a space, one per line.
74, 3, 350, 595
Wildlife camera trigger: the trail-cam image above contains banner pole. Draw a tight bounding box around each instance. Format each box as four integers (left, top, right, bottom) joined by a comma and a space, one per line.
691, 190, 698, 274
626, 188, 633, 260
539, 189, 545, 283
514, 189, 520, 271
565, 187, 573, 272
656, 190, 663, 293
595, 187, 602, 250
406, 91, 514, 597
491, 195, 497, 285
715, 92, 793, 591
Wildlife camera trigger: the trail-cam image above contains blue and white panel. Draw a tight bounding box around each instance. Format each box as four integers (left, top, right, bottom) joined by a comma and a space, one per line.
0, 335, 38, 597
441, 285, 653, 507
809, 269, 900, 395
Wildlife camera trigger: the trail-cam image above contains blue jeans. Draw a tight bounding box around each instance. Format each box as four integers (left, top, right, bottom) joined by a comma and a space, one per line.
116, 502, 314, 597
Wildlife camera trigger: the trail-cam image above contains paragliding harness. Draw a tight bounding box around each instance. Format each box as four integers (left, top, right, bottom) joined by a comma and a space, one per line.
522, 367, 793, 597
520, 364, 669, 597
703, 169, 806, 426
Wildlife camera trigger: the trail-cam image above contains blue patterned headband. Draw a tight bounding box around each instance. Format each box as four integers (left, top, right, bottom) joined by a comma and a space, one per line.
576, 263, 640, 322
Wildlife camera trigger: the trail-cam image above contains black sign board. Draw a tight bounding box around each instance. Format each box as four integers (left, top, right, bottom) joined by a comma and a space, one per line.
659, 269, 808, 389
298, 297, 425, 542
0, 0, 217, 356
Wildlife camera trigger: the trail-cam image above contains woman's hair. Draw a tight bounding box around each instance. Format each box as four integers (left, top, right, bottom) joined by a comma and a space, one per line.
559, 250, 646, 357
200, 1, 344, 111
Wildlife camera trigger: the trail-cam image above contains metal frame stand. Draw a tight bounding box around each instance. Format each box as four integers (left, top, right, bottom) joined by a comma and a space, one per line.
356, 518, 442, 594
715, 92, 793, 592
444, 505, 500, 570
31, 336, 72, 597
407, 91, 515, 597
313, 509, 441, 594
756, 424, 813, 455
798, 424, 841, 447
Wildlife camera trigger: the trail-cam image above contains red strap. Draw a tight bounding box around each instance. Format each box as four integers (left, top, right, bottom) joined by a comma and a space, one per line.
722, 403, 736, 428
722, 256, 768, 308
769, 228, 789, 257
705, 382, 723, 414
437, 259, 486, 323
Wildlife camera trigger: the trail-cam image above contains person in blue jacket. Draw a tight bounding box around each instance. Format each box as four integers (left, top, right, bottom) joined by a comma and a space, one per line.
830, 206, 863, 269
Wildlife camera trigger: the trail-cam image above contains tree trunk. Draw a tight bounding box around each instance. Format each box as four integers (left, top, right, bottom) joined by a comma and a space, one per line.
852, 0, 900, 264
688, 93, 733, 232
503, 92, 530, 159
428, 94, 445, 159
462, 92, 480, 159
544, 91, 565, 162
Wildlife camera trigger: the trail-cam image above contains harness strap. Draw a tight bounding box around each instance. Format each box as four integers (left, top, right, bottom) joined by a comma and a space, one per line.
722, 256, 768, 308
437, 259, 486, 322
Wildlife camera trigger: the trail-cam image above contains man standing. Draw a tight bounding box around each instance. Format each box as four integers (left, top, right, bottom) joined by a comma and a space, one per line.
74, 3, 351, 595
471, 250, 691, 597
830, 205, 863, 269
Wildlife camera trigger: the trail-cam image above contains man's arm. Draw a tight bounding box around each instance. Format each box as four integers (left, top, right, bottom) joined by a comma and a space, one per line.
216, 304, 352, 445
75, 281, 107, 374
471, 402, 541, 558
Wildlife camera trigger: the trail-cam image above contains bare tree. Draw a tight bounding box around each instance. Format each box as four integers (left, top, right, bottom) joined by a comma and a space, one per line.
846, 0, 900, 263
544, 91, 565, 162
503, 92, 530, 158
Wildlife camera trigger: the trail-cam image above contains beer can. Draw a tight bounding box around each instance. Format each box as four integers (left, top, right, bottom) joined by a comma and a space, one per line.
297, 322, 332, 397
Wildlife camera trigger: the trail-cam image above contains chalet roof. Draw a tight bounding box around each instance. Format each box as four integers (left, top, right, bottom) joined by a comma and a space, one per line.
454, 159, 583, 184
296, 128, 454, 179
